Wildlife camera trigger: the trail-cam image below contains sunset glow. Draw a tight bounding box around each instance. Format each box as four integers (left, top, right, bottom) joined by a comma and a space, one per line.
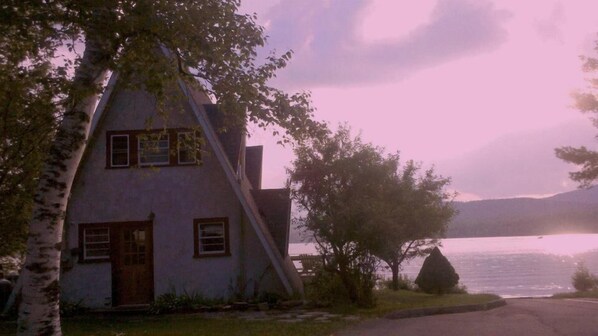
242, 0, 598, 200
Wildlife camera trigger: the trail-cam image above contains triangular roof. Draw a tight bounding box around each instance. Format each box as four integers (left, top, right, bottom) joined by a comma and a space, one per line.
88, 71, 303, 296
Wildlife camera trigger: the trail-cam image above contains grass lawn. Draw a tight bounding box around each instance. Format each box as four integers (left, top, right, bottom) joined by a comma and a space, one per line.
327, 289, 500, 317
551, 290, 598, 299
0, 290, 500, 336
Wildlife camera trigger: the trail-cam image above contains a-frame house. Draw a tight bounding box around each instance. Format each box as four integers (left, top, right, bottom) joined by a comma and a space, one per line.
60, 73, 303, 308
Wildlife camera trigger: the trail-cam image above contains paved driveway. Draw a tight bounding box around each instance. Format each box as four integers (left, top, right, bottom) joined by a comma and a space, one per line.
335, 298, 598, 336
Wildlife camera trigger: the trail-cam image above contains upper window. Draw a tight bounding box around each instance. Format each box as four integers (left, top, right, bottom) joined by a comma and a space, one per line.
81, 226, 110, 261
193, 218, 230, 257
138, 134, 170, 166
110, 135, 129, 167
106, 129, 199, 168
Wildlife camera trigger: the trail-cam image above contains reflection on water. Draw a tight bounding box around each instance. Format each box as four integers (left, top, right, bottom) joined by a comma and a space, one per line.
289, 234, 598, 298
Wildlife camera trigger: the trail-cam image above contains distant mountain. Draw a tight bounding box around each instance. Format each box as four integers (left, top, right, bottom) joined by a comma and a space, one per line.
288, 187, 598, 243
447, 187, 598, 238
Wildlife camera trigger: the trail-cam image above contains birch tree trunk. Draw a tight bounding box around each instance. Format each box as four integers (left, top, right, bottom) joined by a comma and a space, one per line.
17, 36, 113, 336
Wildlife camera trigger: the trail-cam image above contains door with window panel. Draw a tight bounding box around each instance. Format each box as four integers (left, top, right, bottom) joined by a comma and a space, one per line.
113, 223, 153, 305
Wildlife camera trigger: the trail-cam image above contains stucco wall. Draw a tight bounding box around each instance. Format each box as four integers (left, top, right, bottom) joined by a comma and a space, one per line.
61, 87, 284, 307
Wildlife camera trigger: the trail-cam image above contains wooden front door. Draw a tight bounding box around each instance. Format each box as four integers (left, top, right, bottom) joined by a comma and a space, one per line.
112, 222, 154, 306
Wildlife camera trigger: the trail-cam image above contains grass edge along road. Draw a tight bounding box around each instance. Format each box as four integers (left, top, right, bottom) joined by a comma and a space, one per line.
0, 291, 500, 336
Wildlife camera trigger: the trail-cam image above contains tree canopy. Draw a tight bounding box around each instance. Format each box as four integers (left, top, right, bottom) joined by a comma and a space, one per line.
288, 125, 455, 303
556, 39, 598, 186
288, 126, 394, 305
371, 161, 455, 290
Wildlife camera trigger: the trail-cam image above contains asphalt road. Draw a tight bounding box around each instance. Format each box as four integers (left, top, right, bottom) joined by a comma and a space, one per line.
335, 298, 598, 336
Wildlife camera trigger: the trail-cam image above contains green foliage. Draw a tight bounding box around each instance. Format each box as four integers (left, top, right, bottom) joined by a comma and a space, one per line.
1, 0, 327, 257
258, 292, 285, 306
289, 124, 455, 302
149, 291, 224, 315
380, 274, 415, 291
288, 125, 393, 306
306, 269, 352, 306
572, 263, 598, 292
415, 247, 460, 295
306, 259, 379, 308
556, 40, 598, 186
0, 2, 63, 256
371, 160, 455, 291
449, 283, 468, 294
59, 300, 88, 318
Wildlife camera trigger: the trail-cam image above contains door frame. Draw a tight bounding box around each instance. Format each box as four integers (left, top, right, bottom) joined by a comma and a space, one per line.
110, 220, 154, 306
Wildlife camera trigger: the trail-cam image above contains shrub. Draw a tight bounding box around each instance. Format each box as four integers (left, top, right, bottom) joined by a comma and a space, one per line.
415, 247, 459, 295
380, 274, 414, 291
449, 283, 468, 294
149, 290, 223, 314
572, 263, 598, 292
305, 269, 351, 307
305, 253, 378, 308
60, 300, 88, 317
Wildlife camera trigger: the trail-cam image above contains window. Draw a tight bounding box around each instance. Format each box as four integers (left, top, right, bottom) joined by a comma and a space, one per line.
107, 129, 199, 168
110, 135, 129, 167
82, 226, 110, 261
178, 132, 196, 164
194, 218, 230, 257
138, 134, 170, 166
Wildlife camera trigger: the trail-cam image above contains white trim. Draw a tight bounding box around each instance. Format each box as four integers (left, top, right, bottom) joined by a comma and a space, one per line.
90, 73, 119, 136
110, 134, 129, 167
176, 78, 296, 295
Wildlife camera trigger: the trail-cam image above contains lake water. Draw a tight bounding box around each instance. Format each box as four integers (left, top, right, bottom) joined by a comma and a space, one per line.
289, 234, 598, 298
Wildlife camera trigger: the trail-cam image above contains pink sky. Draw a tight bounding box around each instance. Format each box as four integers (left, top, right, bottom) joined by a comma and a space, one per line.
241, 0, 598, 200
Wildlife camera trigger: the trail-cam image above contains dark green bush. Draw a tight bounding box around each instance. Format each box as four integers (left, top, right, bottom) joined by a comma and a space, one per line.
572, 263, 598, 292
415, 247, 459, 295
306, 269, 377, 308
60, 300, 88, 317
305, 269, 351, 307
380, 274, 414, 291
149, 290, 223, 314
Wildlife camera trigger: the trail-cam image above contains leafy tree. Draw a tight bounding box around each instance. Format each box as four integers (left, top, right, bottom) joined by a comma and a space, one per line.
3, 1, 325, 334
572, 263, 598, 292
288, 126, 396, 306
0, 0, 66, 258
372, 161, 455, 291
415, 246, 459, 295
556, 39, 598, 186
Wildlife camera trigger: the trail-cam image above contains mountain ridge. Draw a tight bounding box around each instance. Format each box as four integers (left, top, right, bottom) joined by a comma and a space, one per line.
447, 187, 598, 238
289, 187, 598, 243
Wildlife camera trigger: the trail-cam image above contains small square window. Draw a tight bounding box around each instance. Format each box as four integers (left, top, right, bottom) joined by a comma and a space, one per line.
83, 227, 110, 261
138, 134, 170, 166
194, 218, 229, 257
111, 135, 129, 167
178, 132, 197, 164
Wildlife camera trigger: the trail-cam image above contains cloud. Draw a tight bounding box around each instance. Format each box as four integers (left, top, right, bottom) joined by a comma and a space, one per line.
263, 0, 511, 88
436, 119, 596, 199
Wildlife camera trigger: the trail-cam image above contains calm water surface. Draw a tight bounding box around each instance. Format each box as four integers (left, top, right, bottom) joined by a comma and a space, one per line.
289, 234, 598, 297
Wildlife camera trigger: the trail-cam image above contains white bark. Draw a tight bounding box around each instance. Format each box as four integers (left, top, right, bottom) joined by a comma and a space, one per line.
17, 38, 111, 336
